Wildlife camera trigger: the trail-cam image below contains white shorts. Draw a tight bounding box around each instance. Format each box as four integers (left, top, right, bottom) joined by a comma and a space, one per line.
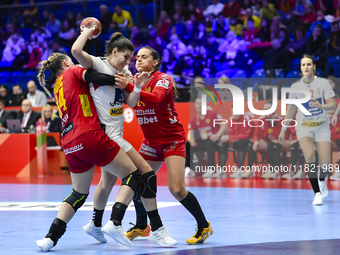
105, 125, 132, 153
296, 126, 331, 142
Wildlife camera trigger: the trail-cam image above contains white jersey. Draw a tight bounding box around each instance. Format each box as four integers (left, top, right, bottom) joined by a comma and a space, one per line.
90, 56, 131, 130
289, 77, 335, 130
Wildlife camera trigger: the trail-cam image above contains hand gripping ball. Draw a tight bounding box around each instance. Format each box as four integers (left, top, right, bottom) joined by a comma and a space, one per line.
80, 17, 102, 39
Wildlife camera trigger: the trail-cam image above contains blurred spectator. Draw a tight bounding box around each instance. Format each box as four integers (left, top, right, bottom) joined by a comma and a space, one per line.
40, 39, 53, 61
66, 11, 76, 29
263, 38, 290, 70
181, 20, 196, 45
216, 30, 240, 62
75, 12, 84, 33
186, 2, 204, 21
166, 34, 188, 60
112, 5, 133, 37
243, 18, 259, 45
306, 24, 326, 55
328, 75, 340, 96
299, 3, 317, 29
252, 1, 262, 18
169, 12, 186, 38
12, 41, 30, 68
9, 84, 26, 106
0, 98, 15, 131
327, 21, 340, 52
33, 25, 51, 44
278, 0, 295, 21
42, 9, 50, 25
51, 40, 67, 54
59, 19, 77, 49
270, 16, 286, 40
25, 40, 42, 68
229, 16, 243, 37
46, 13, 62, 38
196, 45, 215, 78
2, 33, 24, 63
255, 18, 271, 43
28, 34, 38, 52
41, 104, 61, 133
22, 0, 39, 27
314, 0, 328, 13
0, 85, 11, 106
160, 48, 178, 75
244, 8, 261, 29
203, 0, 224, 18
157, 11, 171, 41
306, 10, 331, 37
9, 0, 24, 29
222, 0, 241, 18
205, 13, 215, 33
131, 25, 147, 51
204, 33, 219, 59
212, 13, 229, 38
99, 5, 112, 35
287, 27, 307, 58
26, 80, 47, 107
17, 99, 40, 133
104, 22, 119, 41
194, 22, 208, 46
176, 54, 200, 86
172, 2, 186, 20
240, 0, 252, 14
278, 27, 291, 48
291, 0, 305, 18
2, 23, 20, 47
261, 0, 279, 21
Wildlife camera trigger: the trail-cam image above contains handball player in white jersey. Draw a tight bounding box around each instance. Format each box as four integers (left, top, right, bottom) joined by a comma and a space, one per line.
279, 55, 336, 205
71, 27, 177, 247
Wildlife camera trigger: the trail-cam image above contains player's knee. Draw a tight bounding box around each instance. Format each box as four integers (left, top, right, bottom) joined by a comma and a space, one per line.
99, 174, 117, 188
169, 185, 186, 200
140, 171, 157, 198
63, 189, 88, 212
122, 170, 141, 197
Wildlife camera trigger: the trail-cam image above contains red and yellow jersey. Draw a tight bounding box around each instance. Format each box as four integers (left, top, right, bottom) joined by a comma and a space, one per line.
253, 114, 284, 142
331, 115, 340, 141
190, 110, 223, 140
54, 65, 101, 146
133, 71, 185, 145
228, 112, 254, 141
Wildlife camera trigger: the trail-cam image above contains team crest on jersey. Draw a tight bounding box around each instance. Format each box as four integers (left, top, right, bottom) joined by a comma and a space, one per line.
156, 78, 169, 89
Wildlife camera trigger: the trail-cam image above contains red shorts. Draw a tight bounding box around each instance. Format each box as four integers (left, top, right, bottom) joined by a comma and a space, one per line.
63, 129, 120, 174
139, 138, 186, 161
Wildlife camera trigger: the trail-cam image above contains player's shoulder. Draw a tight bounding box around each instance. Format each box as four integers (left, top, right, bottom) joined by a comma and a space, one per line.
290, 78, 303, 88
153, 71, 172, 89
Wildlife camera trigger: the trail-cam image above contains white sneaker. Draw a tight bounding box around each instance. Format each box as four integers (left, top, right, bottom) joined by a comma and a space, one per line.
293, 171, 305, 179
241, 171, 252, 178
212, 171, 227, 178
83, 220, 107, 243
185, 167, 196, 177
269, 172, 281, 179
330, 171, 340, 180
319, 180, 328, 198
230, 169, 242, 178
202, 171, 213, 178
148, 226, 177, 247
36, 238, 54, 252
312, 192, 323, 205
102, 220, 131, 246
282, 172, 294, 179
261, 171, 272, 179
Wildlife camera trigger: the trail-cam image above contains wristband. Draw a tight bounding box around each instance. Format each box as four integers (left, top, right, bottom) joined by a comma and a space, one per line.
134, 86, 141, 93
281, 126, 287, 132
125, 83, 134, 93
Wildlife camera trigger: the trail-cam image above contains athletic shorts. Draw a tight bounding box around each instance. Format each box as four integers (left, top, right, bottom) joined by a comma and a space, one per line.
105, 125, 132, 153
296, 126, 331, 143
63, 129, 120, 174
139, 138, 186, 161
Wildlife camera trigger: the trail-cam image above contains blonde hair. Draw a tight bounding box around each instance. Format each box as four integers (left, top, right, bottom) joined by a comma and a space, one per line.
37, 53, 68, 98
41, 104, 58, 121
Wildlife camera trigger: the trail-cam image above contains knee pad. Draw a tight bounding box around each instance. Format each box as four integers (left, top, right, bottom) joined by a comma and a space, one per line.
63, 189, 88, 212
267, 141, 275, 150
122, 170, 141, 196
140, 171, 157, 198
290, 141, 299, 151
247, 141, 254, 151
238, 140, 249, 152
273, 142, 283, 152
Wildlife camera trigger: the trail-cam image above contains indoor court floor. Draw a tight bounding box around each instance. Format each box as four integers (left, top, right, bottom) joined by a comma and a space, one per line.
1, 166, 340, 255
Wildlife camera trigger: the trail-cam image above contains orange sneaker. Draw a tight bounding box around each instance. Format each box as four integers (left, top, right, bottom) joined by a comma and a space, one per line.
186, 221, 213, 245
125, 224, 151, 241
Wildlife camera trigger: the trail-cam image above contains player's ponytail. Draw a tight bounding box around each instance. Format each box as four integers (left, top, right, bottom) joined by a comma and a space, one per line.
105, 32, 134, 56
37, 53, 68, 98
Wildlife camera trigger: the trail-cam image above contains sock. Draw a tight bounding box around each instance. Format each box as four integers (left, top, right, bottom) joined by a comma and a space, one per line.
147, 209, 163, 231
133, 195, 147, 229
45, 218, 67, 246
110, 202, 127, 226
319, 164, 329, 181
272, 143, 283, 168
180, 191, 208, 229
92, 208, 104, 227
305, 162, 320, 193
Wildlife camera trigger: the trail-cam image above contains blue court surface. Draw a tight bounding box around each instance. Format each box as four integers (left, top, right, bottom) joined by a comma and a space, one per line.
1, 181, 340, 255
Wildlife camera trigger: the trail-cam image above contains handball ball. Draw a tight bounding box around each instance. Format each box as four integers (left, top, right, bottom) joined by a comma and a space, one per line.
80, 17, 102, 39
